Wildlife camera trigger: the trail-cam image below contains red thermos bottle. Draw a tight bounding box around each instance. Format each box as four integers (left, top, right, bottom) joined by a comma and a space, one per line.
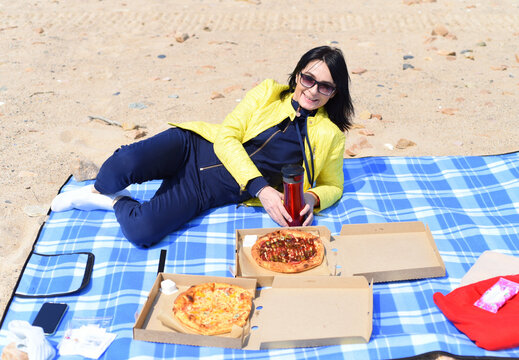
282, 164, 306, 227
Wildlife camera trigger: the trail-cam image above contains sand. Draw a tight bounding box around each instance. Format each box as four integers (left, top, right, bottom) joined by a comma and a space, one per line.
0, 0, 518, 355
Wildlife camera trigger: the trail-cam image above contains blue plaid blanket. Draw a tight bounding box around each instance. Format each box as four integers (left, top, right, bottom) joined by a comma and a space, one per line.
2, 153, 519, 359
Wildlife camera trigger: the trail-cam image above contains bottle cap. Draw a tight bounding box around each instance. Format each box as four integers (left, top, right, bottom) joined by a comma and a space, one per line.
282, 164, 304, 183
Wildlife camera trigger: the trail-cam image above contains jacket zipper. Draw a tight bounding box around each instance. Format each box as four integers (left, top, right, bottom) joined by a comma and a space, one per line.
199, 163, 223, 171
248, 120, 291, 157
248, 129, 281, 158
199, 121, 290, 172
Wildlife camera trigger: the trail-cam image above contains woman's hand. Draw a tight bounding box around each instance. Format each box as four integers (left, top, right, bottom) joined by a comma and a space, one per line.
257, 186, 291, 227
300, 192, 316, 226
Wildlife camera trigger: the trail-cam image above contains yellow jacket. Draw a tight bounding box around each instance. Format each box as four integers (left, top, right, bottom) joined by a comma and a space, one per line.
170, 79, 345, 211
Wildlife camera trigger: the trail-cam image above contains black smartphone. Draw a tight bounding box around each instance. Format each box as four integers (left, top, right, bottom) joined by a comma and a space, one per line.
32, 302, 68, 335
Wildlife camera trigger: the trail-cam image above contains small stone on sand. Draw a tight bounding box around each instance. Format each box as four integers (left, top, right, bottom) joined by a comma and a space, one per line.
210, 92, 225, 100
359, 110, 372, 120
396, 138, 416, 149
72, 159, 99, 181
440, 108, 458, 115
359, 129, 374, 136
23, 205, 47, 217
351, 68, 367, 75
175, 32, 189, 43
432, 24, 449, 37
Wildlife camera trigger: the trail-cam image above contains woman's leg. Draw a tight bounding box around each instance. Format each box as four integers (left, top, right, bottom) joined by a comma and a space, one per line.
50, 184, 127, 212
113, 176, 202, 247
94, 128, 190, 194
51, 128, 189, 212
53, 128, 209, 247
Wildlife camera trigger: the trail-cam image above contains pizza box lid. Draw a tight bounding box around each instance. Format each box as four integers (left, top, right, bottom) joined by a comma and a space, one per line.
133, 273, 373, 350
247, 275, 372, 349
234, 222, 445, 285
334, 221, 445, 282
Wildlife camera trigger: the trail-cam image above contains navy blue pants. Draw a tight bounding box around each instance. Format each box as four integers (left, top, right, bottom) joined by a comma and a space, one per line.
94, 128, 249, 247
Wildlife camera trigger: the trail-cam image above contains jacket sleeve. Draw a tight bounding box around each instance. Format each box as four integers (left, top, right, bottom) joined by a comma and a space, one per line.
307, 130, 345, 211
213, 80, 270, 191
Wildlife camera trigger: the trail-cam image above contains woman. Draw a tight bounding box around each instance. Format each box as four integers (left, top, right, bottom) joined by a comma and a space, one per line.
52, 46, 354, 247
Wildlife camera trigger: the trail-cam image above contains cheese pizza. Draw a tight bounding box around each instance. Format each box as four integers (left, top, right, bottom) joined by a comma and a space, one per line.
172, 282, 253, 336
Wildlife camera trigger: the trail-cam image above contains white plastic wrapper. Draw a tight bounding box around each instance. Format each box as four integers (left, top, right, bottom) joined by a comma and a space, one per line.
58, 318, 116, 359
5, 320, 56, 360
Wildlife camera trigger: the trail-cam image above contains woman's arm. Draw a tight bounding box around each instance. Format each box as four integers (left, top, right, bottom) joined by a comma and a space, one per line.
213, 80, 270, 193
214, 79, 294, 226
306, 130, 345, 211
300, 191, 318, 226
256, 186, 291, 227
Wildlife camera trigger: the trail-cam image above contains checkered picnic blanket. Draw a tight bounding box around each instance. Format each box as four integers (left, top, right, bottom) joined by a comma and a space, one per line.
1, 153, 519, 359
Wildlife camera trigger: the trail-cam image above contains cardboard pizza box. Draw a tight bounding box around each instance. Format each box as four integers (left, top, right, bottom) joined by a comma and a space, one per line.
334, 221, 446, 283
133, 274, 257, 349
133, 273, 372, 350
246, 275, 372, 349
234, 222, 445, 286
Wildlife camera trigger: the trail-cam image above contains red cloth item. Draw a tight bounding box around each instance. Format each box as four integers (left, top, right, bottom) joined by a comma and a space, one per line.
434, 274, 519, 351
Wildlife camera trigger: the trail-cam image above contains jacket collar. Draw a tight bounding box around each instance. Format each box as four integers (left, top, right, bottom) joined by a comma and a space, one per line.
279, 92, 327, 123
291, 99, 317, 118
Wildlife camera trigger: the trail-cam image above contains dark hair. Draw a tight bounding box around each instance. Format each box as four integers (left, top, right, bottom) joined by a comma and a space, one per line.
281, 46, 354, 132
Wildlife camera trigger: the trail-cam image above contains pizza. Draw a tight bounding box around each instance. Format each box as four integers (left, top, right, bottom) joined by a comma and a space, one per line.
251, 229, 325, 273
172, 282, 253, 336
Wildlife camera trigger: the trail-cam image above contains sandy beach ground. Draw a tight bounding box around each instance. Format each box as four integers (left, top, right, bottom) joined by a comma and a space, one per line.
1, 0, 518, 355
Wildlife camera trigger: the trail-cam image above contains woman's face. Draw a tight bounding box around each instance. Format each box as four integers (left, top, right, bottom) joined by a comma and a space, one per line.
292, 60, 336, 111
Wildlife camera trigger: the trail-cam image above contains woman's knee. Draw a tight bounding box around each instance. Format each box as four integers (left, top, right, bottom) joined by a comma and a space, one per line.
107, 146, 144, 176
121, 226, 164, 248
95, 146, 142, 193
115, 200, 180, 247
119, 216, 173, 247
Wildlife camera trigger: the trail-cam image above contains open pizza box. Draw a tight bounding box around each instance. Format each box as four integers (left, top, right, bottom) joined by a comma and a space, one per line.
234, 221, 445, 286
133, 273, 372, 349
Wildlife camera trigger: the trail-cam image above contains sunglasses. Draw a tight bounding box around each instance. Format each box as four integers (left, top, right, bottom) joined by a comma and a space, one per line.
299, 73, 336, 96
